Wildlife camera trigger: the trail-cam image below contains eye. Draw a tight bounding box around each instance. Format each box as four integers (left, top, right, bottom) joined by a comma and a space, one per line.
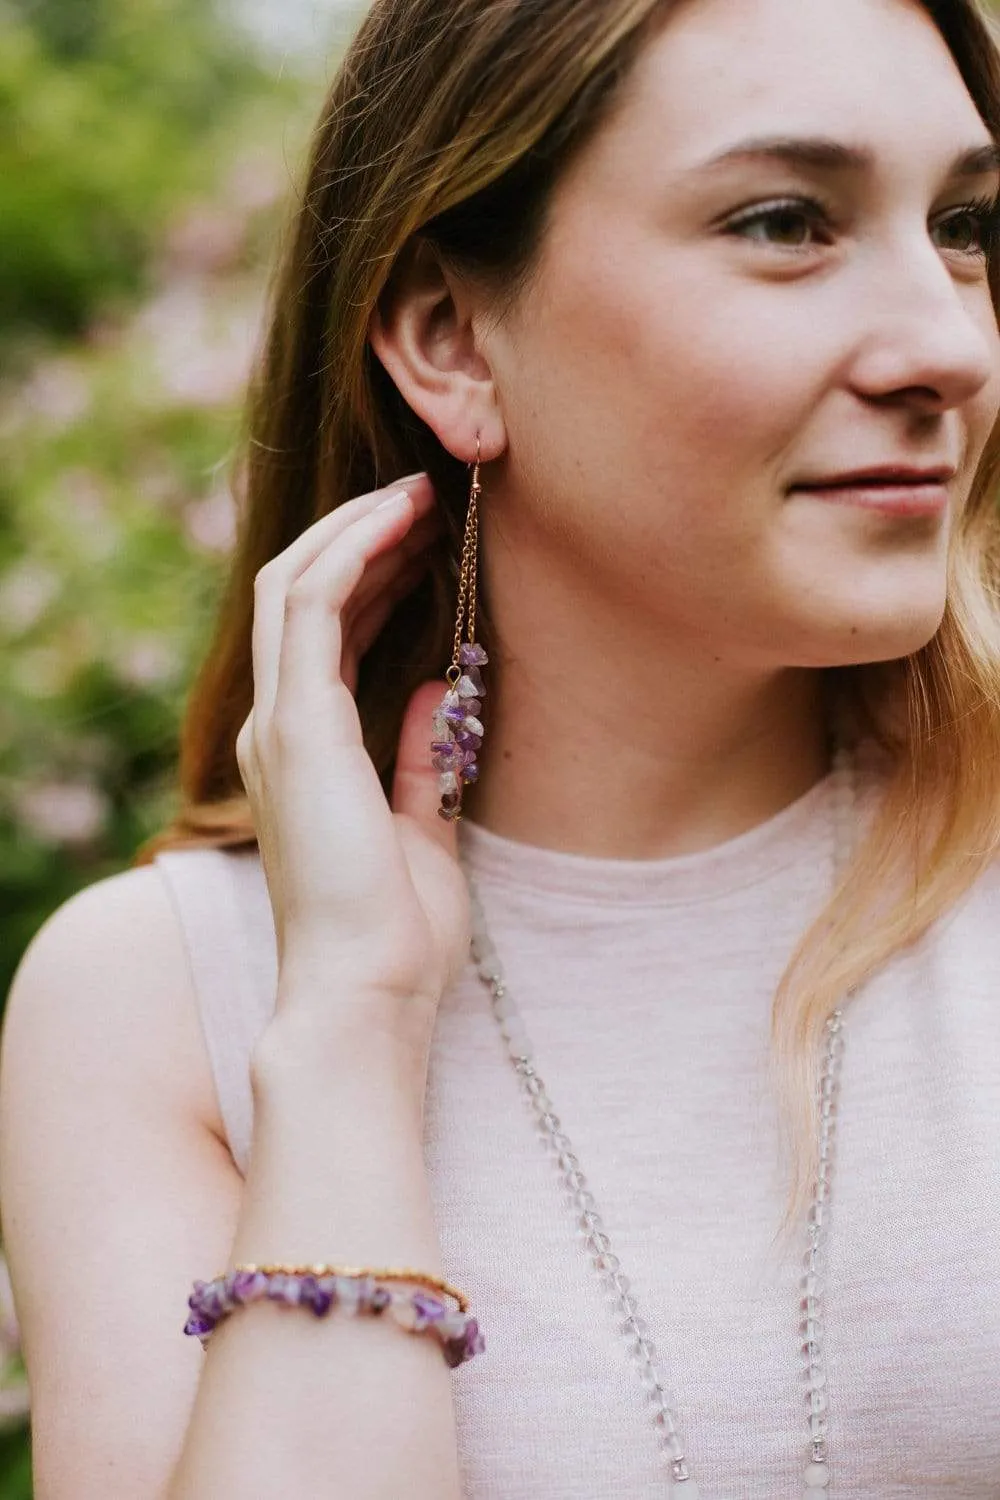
932, 195, 1000, 259
723, 192, 1000, 263
722, 196, 833, 252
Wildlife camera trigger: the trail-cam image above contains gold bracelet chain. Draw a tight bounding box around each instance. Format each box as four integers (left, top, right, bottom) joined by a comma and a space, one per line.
230, 1263, 469, 1314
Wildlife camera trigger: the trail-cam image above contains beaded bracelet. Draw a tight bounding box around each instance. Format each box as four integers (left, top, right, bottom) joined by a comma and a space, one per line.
183, 1263, 485, 1369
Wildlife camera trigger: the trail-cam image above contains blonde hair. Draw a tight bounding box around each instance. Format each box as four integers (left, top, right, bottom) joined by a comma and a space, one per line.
134, 0, 1000, 1247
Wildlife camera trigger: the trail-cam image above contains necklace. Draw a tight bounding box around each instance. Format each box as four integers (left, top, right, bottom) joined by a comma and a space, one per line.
460, 744, 858, 1498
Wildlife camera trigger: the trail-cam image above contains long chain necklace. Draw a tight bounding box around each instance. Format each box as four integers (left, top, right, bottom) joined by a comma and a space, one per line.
460, 744, 858, 1498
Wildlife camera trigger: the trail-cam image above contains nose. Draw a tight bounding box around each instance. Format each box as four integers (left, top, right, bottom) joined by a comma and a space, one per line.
847, 240, 999, 416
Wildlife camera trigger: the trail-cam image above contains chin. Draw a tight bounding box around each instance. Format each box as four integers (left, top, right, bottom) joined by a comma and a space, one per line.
796, 606, 947, 667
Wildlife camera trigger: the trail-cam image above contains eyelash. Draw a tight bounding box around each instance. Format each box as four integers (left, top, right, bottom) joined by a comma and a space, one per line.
723, 192, 1000, 260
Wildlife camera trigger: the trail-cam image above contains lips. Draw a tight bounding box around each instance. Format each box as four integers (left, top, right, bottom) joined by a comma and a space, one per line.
793, 465, 956, 490
791, 472, 951, 518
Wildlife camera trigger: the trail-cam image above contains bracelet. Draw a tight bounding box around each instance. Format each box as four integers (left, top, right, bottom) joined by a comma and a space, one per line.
235, 1263, 470, 1312
183, 1264, 485, 1369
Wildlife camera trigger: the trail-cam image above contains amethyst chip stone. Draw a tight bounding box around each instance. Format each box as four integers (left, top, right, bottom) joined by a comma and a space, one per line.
370, 1285, 392, 1314
183, 1314, 215, 1338
411, 1292, 447, 1329
299, 1276, 334, 1316
431, 642, 488, 819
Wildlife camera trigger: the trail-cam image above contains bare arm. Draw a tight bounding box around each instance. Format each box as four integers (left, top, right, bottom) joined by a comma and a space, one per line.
169, 997, 463, 1499
2, 472, 474, 1498
0, 872, 464, 1500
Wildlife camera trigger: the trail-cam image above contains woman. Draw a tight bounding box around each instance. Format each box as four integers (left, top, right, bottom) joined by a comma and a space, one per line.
3, 0, 1000, 1493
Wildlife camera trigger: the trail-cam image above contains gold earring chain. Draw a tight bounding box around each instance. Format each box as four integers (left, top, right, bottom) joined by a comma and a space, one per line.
449, 438, 481, 680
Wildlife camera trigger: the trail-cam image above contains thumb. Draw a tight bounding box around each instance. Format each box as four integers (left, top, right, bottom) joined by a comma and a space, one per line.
391, 679, 460, 857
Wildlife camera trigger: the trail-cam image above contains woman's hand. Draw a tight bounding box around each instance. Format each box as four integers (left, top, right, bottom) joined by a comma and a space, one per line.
235, 473, 471, 1067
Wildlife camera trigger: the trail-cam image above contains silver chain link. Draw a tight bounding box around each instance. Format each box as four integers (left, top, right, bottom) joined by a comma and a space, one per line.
463, 744, 857, 1498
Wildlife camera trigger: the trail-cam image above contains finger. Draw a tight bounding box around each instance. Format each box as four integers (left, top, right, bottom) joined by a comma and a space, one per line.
273, 474, 434, 589
271, 491, 417, 743
391, 679, 460, 860
340, 506, 440, 625
250, 473, 433, 715
343, 555, 432, 695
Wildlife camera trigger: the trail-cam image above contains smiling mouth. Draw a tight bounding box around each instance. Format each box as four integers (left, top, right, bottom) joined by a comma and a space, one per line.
791, 479, 950, 518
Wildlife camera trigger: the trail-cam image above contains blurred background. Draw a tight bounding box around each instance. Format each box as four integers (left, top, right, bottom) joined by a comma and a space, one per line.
0, 0, 364, 1490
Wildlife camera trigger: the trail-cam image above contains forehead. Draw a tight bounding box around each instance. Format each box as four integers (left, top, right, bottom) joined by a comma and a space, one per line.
616, 0, 991, 169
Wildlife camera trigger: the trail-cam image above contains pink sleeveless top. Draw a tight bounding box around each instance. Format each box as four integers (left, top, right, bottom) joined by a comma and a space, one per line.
153, 751, 1000, 1498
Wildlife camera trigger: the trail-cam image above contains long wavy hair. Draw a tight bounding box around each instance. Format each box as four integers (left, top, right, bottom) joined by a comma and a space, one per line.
134, 0, 1000, 1248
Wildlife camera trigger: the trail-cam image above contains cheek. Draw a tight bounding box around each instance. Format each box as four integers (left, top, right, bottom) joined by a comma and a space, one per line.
522, 229, 810, 506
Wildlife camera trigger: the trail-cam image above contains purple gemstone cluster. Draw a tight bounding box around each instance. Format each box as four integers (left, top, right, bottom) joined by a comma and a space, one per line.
433, 642, 488, 821
184, 1270, 485, 1369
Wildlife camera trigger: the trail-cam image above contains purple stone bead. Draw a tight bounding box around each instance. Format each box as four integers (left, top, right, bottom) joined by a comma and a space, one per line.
430, 740, 456, 757
463, 666, 485, 696
184, 1314, 216, 1338
411, 1292, 447, 1328
456, 731, 482, 751
458, 643, 488, 666
460, 698, 482, 717
464, 1317, 485, 1357
200, 1282, 227, 1319
231, 1270, 267, 1303
370, 1285, 392, 1314
266, 1274, 291, 1301
222, 1271, 243, 1305
443, 704, 466, 724
431, 752, 455, 771
463, 761, 480, 783
333, 1276, 366, 1314
442, 1336, 467, 1368
299, 1276, 334, 1316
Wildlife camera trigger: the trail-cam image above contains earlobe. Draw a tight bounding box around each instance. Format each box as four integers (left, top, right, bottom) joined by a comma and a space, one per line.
367, 242, 507, 464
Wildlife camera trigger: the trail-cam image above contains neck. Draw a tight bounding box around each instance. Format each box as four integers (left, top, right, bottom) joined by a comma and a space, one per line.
462, 539, 833, 860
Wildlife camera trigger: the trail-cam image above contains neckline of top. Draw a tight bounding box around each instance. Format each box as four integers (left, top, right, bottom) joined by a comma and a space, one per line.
457, 751, 881, 910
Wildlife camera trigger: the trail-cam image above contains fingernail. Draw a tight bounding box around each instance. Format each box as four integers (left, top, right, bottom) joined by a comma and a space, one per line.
396, 471, 428, 483
376, 489, 410, 511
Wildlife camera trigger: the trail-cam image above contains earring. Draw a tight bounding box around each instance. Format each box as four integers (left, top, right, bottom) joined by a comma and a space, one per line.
431, 435, 488, 822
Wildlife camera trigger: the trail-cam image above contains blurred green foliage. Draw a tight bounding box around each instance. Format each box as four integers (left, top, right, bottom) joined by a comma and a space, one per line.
0, 0, 334, 1487
0, 0, 274, 345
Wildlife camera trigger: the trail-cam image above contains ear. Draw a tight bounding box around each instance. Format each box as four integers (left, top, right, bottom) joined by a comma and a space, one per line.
368, 237, 507, 464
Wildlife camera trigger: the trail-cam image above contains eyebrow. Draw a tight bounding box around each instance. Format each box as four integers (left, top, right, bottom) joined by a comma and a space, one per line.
692, 134, 1000, 185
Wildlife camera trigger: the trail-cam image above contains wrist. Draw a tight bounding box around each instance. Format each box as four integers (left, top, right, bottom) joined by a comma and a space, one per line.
251, 1002, 431, 1118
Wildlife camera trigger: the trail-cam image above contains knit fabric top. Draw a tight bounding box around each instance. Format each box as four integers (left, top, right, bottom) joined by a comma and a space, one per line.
153, 747, 1000, 1498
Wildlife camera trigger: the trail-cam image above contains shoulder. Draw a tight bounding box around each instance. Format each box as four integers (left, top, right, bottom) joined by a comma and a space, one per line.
1, 858, 226, 1145
0, 860, 246, 1498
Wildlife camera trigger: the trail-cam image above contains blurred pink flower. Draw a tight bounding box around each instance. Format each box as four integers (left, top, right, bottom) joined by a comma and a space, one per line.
15, 780, 110, 845
21, 358, 91, 431
0, 1253, 20, 1364
165, 205, 248, 275
0, 1385, 30, 1425
0, 563, 61, 634
183, 487, 238, 554
112, 636, 181, 688
0, 1249, 28, 1427
134, 281, 258, 408
224, 148, 289, 214
56, 470, 120, 561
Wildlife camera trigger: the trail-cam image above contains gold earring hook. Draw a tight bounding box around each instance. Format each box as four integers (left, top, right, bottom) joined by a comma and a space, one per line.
469, 432, 482, 494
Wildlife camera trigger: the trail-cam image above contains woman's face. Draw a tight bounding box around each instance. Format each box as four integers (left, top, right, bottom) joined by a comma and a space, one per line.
482, 0, 1000, 670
